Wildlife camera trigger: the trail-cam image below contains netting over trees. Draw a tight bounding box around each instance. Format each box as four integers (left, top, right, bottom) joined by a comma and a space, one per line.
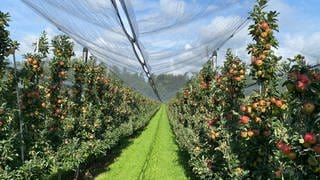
21, 0, 254, 101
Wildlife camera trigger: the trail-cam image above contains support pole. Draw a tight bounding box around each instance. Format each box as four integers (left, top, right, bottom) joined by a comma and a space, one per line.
35, 38, 39, 53
211, 50, 217, 72
82, 47, 88, 63
13, 49, 24, 162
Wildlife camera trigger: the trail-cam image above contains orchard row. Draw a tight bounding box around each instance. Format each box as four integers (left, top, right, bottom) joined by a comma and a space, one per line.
169, 0, 320, 179
0, 12, 158, 179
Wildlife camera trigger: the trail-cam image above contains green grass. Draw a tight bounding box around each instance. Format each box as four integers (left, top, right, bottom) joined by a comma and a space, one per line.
95, 104, 188, 180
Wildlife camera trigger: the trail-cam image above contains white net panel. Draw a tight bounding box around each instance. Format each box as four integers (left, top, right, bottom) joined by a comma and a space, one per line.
21, 0, 254, 101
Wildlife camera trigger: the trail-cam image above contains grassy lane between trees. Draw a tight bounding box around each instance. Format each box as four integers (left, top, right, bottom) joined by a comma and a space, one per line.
96, 104, 188, 180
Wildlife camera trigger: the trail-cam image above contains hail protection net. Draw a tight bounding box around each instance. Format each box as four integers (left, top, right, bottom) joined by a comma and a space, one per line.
21, 0, 254, 101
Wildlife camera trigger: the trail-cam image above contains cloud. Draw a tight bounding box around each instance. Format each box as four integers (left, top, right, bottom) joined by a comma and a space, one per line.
276, 32, 320, 64
268, 0, 295, 28
17, 34, 38, 56
184, 44, 192, 50
160, 0, 185, 17
85, 0, 113, 11
200, 16, 243, 39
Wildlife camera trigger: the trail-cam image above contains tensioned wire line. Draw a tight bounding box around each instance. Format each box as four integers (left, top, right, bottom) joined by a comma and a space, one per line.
110, 0, 250, 97
111, 0, 162, 101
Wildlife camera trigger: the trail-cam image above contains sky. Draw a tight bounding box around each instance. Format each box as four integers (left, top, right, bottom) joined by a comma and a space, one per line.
1, 0, 320, 67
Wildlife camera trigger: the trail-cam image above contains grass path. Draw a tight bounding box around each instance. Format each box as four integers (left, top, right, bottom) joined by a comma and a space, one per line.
95, 104, 188, 180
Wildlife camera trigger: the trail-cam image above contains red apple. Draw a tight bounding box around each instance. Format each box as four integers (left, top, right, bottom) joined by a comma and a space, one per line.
304, 133, 317, 144
240, 106, 246, 112
282, 144, 291, 154
276, 141, 284, 149
240, 115, 250, 124
260, 22, 269, 29
274, 100, 283, 107
297, 74, 309, 84
296, 81, 306, 92
207, 120, 213, 127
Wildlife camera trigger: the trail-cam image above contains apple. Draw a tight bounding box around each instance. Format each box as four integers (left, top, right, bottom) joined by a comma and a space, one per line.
260, 22, 269, 29
247, 130, 254, 137
59, 71, 65, 76
276, 141, 284, 149
32, 59, 38, 65
302, 102, 315, 114
252, 102, 259, 109
210, 132, 218, 139
207, 120, 213, 127
261, 32, 268, 38
274, 100, 283, 107
313, 144, 320, 154
256, 117, 262, 123
265, 43, 272, 50
259, 54, 266, 60
240, 105, 246, 112
254, 59, 263, 66
282, 144, 291, 154
296, 81, 306, 92
240, 115, 250, 124
247, 106, 252, 114
297, 74, 309, 84
257, 70, 262, 76
263, 130, 271, 136
259, 99, 266, 106
304, 133, 317, 144
275, 170, 281, 179
241, 131, 248, 138
234, 76, 241, 81
27, 57, 33, 63
57, 99, 63, 104
287, 152, 296, 160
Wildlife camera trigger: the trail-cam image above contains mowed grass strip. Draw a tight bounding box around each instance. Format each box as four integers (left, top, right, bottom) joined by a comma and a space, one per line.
96, 105, 188, 180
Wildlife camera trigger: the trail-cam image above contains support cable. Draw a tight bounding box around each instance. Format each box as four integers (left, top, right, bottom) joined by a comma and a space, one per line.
111, 0, 162, 101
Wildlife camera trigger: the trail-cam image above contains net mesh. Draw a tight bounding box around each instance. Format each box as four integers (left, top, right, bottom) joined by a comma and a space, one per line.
21, 0, 254, 101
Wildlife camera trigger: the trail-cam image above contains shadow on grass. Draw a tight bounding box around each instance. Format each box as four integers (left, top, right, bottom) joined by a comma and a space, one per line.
176, 148, 198, 180
49, 128, 145, 180
84, 129, 145, 179
165, 106, 197, 180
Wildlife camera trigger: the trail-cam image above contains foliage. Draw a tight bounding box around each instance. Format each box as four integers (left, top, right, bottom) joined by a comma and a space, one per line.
0, 11, 159, 179
168, 0, 320, 179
